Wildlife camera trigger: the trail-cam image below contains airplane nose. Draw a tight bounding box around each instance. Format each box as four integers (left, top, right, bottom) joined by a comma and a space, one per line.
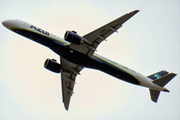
2, 20, 12, 29
2, 20, 8, 27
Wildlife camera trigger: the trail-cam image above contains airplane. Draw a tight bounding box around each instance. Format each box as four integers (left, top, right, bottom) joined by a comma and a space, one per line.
2, 10, 177, 110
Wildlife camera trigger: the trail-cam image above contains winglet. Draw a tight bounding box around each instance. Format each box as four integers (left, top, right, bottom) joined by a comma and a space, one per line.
127, 10, 140, 16
134, 10, 140, 13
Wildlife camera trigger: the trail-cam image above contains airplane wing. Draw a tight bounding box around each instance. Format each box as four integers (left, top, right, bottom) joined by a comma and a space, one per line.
69, 10, 139, 57
60, 10, 139, 110
60, 57, 83, 110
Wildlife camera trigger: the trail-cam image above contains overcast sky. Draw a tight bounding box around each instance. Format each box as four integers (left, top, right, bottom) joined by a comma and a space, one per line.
0, 0, 180, 120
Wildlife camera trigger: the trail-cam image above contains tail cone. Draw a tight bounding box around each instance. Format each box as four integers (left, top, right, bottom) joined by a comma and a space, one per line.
163, 88, 170, 92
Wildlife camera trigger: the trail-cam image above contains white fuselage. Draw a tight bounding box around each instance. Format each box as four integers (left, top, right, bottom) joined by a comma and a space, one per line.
2, 19, 165, 92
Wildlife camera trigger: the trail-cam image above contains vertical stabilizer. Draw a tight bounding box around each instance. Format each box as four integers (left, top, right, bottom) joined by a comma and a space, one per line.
147, 70, 169, 80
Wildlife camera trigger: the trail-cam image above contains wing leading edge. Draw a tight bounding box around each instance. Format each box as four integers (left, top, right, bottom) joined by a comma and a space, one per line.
69, 10, 139, 57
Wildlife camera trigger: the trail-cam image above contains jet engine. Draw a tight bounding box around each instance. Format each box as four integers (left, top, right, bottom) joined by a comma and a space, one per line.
44, 59, 62, 73
64, 30, 83, 45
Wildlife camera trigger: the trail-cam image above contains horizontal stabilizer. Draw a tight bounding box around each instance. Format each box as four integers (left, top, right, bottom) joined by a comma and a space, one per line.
152, 73, 177, 87
149, 89, 160, 102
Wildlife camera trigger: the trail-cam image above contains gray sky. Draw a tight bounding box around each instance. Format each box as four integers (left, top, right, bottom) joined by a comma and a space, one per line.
0, 0, 180, 120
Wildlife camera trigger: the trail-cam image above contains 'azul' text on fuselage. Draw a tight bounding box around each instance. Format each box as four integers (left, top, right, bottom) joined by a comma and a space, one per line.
30, 25, 49, 36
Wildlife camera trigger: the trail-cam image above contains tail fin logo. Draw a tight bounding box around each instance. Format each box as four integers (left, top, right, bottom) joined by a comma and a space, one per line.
154, 74, 161, 79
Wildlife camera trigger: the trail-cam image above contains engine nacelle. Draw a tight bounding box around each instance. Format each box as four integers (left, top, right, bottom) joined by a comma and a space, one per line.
64, 30, 83, 45
44, 59, 62, 73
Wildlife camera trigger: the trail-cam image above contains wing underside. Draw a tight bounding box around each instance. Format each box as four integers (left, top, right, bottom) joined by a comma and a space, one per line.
60, 10, 139, 110
60, 57, 83, 110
